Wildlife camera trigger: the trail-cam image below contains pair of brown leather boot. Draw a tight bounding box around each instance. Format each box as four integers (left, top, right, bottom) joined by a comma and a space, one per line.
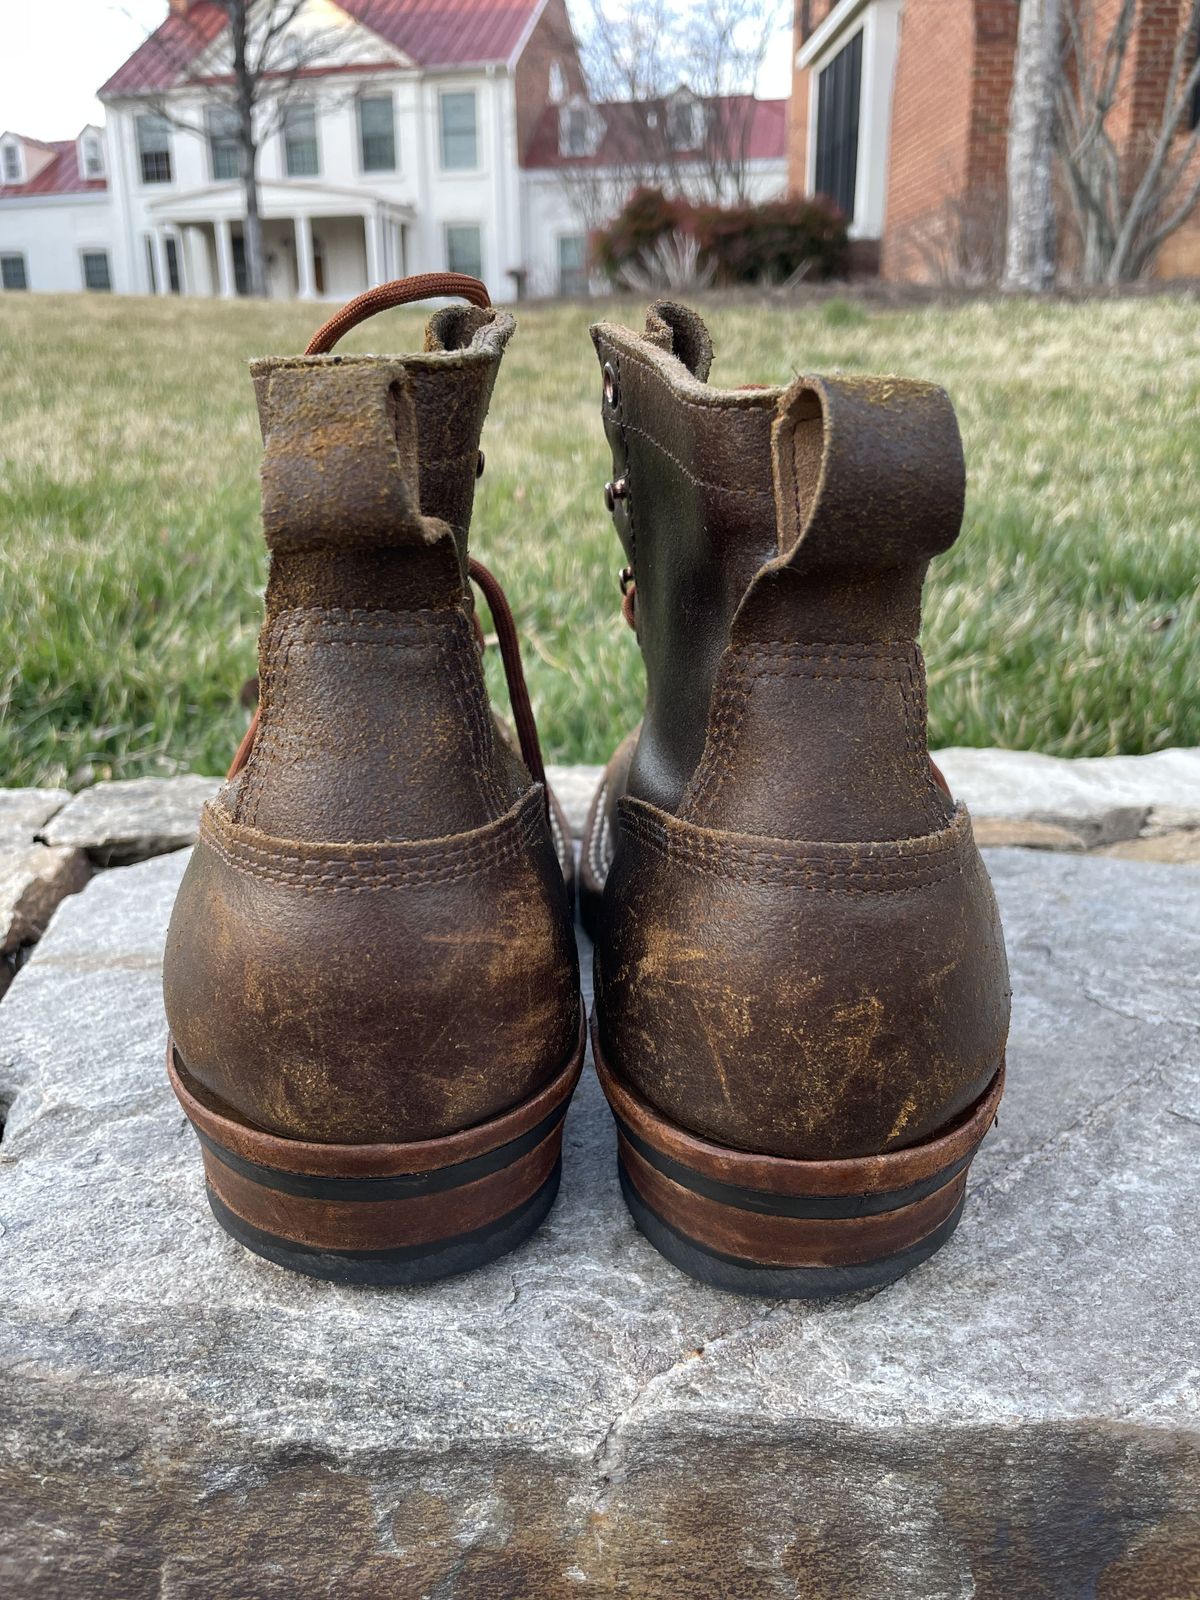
164, 275, 1010, 1296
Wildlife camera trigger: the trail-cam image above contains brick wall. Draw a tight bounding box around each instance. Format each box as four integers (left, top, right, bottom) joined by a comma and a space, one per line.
786, 0, 1196, 279
514, 0, 587, 165
881, 0, 980, 278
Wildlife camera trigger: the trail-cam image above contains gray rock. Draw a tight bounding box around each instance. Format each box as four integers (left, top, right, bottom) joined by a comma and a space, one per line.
970, 816, 1088, 851
1097, 832, 1200, 864
0, 787, 70, 845
41, 774, 221, 866
0, 844, 91, 955
1, 848, 1199, 1594
936, 743, 1200, 818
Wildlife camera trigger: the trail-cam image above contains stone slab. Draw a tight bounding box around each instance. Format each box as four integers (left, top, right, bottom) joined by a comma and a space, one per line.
2, 849, 1199, 1594
0, 845, 91, 956
0, 787, 69, 846
935, 743, 1200, 819
41, 774, 221, 866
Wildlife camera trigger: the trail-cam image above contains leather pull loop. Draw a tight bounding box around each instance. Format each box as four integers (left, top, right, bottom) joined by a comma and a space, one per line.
304, 273, 491, 356
258, 361, 440, 556
770, 374, 965, 574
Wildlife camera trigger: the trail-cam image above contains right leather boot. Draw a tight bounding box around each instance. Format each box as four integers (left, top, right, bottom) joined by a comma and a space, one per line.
163, 276, 582, 1284
582, 301, 1011, 1297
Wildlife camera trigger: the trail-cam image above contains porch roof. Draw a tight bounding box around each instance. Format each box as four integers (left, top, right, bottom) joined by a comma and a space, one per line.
145, 179, 414, 225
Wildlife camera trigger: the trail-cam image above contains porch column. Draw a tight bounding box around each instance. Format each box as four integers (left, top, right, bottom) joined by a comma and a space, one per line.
215, 219, 236, 299
363, 208, 381, 287
294, 214, 316, 300
152, 229, 170, 297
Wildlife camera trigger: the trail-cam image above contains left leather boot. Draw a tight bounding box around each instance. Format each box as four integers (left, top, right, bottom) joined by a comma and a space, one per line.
163, 276, 582, 1284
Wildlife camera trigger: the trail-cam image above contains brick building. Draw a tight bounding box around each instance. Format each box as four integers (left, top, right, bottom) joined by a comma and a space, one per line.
788, 0, 1200, 280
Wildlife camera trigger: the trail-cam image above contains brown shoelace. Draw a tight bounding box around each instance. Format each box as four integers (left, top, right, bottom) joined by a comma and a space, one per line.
229, 273, 546, 795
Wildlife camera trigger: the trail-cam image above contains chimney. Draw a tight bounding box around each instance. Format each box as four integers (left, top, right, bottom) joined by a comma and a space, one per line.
169, 0, 193, 14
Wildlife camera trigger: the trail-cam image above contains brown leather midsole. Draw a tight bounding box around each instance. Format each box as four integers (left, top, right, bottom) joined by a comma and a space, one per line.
593, 1015, 1003, 1271
168, 1011, 584, 1253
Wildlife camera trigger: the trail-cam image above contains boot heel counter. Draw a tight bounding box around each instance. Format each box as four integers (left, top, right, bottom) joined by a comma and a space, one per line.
596, 801, 1010, 1162
164, 792, 580, 1145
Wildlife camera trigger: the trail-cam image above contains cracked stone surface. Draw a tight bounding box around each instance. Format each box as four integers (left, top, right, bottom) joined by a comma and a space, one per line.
0, 845, 91, 956
0, 787, 70, 845
1, 849, 1199, 1595
41, 774, 221, 866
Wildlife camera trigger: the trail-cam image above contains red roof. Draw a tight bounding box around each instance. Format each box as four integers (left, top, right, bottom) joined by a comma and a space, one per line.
524, 95, 788, 170
0, 140, 107, 199
99, 0, 543, 96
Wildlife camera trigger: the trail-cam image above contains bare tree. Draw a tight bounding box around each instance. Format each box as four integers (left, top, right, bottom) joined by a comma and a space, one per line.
137, 1, 346, 296
1057, 0, 1200, 283
1004, 0, 1061, 290
571, 0, 786, 204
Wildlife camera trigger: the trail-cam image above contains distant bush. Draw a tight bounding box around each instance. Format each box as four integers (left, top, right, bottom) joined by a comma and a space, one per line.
592, 187, 848, 288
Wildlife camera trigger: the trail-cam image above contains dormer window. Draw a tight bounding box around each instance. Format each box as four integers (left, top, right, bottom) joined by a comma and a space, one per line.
549, 61, 567, 106
1, 141, 22, 184
667, 93, 705, 151
81, 132, 105, 180
558, 97, 597, 159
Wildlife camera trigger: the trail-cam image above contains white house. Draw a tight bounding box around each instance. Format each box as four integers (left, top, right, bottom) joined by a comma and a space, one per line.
1, 0, 787, 302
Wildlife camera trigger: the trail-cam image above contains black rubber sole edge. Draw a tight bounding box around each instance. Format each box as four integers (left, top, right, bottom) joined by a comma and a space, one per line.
207, 1160, 562, 1286
618, 1162, 968, 1299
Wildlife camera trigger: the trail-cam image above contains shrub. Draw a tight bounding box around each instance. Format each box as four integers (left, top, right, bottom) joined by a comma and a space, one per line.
591, 188, 849, 288
590, 187, 692, 283
691, 195, 848, 284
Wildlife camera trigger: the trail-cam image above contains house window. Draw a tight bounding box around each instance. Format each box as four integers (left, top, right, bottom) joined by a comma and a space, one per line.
667, 96, 703, 151
814, 31, 863, 222
283, 101, 319, 176
440, 90, 478, 170
445, 223, 482, 279
81, 250, 112, 291
136, 113, 172, 184
561, 104, 590, 157
358, 94, 396, 172
82, 134, 104, 179
165, 236, 181, 293
549, 61, 567, 105
208, 105, 241, 180
557, 234, 587, 297
1, 143, 21, 183
1, 252, 28, 290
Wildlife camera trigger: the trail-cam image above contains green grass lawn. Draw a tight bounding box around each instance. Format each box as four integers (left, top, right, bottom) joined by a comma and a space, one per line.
0, 290, 1196, 788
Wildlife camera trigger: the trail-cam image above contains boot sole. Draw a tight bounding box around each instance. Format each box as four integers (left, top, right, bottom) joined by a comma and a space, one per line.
593, 1018, 1004, 1298
167, 1013, 585, 1285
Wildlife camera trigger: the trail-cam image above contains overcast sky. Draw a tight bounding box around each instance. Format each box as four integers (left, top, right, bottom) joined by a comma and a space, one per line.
1, 1, 793, 143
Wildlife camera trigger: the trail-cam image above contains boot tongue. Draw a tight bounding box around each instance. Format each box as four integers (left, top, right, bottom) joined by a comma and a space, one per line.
644, 299, 714, 381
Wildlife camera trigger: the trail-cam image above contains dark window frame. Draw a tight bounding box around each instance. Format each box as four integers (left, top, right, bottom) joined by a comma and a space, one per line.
283, 101, 320, 177
445, 222, 482, 278
557, 232, 587, 296
136, 113, 173, 185
1, 252, 28, 290
358, 93, 396, 172
208, 105, 241, 181
814, 30, 863, 224
440, 90, 479, 171
81, 249, 112, 291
